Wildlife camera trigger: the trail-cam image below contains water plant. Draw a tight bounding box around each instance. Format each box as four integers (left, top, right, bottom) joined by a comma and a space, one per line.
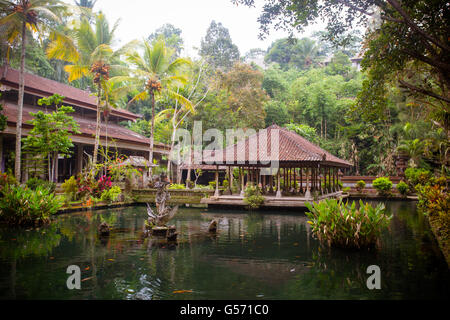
305, 199, 391, 249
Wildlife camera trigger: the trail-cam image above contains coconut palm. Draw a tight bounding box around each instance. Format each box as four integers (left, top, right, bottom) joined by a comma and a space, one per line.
112, 38, 193, 178
293, 38, 320, 69
0, 0, 74, 182
47, 12, 137, 167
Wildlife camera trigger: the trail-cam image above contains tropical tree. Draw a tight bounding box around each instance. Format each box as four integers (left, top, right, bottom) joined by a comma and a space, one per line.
0, 0, 74, 182
113, 39, 192, 177
265, 37, 321, 70
148, 23, 184, 57
47, 12, 137, 167
199, 20, 240, 70
23, 94, 80, 182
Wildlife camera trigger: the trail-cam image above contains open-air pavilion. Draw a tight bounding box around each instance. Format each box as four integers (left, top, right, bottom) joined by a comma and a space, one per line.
201, 124, 352, 208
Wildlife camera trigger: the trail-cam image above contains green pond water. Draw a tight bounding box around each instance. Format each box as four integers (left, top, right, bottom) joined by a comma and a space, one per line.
0, 200, 448, 300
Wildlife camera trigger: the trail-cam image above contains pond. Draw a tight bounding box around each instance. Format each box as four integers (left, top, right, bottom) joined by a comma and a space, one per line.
0, 200, 448, 300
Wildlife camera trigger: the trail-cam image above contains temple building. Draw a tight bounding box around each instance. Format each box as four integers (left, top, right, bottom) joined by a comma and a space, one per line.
201, 124, 352, 207
0, 66, 169, 182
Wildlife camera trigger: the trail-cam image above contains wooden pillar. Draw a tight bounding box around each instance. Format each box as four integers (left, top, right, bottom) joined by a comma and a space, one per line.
327, 167, 331, 193
262, 174, 266, 194
276, 169, 281, 198
313, 167, 316, 191
293, 168, 297, 194
305, 167, 311, 198
269, 174, 274, 193
214, 165, 219, 197
300, 168, 303, 193
318, 166, 322, 194
331, 168, 336, 192
230, 166, 234, 194
76, 144, 83, 175
240, 167, 245, 196
227, 166, 232, 194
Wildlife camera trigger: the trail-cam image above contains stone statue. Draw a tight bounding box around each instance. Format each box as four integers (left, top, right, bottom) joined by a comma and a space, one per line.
145, 172, 179, 240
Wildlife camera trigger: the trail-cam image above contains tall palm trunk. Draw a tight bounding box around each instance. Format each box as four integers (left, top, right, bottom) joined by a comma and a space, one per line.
93, 83, 101, 167
148, 91, 155, 179
14, 20, 27, 182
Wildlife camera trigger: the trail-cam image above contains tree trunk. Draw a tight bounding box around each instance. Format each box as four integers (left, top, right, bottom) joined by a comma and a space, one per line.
93, 84, 102, 167
53, 152, 58, 183
148, 91, 155, 179
14, 20, 27, 182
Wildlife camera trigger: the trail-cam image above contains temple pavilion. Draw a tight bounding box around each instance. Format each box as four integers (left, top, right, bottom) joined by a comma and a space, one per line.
200, 124, 352, 208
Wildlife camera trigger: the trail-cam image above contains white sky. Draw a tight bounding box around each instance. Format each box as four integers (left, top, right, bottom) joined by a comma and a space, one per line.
69, 0, 325, 58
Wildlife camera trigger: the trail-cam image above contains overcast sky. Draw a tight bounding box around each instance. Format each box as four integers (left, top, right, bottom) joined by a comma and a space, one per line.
69, 0, 325, 58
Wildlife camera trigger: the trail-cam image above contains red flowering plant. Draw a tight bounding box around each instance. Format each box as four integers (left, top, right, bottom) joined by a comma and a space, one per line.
76, 173, 97, 200
96, 175, 112, 196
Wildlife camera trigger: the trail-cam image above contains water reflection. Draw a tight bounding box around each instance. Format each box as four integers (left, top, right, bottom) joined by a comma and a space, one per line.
0, 201, 448, 300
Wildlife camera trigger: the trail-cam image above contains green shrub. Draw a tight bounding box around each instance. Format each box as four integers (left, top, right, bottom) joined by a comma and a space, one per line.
168, 183, 186, 190
342, 187, 350, 193
243, 184, 265, 209
100, 185, 122, 204
194, 184, 212, 190
0, 185, 63, 226
355, 180, 365, 192
305, 199, 391, 249
372, 177, 393, 196
61, 176, 78, 201
208, 181, 216, 189
405, 168, 432, 189
0, 171, 17, 190
222, 179, 229, 189
396, 181, 409, 196
26, 177, 56, 193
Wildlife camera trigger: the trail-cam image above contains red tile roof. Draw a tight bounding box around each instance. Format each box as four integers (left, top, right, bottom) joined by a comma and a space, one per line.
3, 101, 150, 146
202, 124, 352, 167
0, 66, 140, 121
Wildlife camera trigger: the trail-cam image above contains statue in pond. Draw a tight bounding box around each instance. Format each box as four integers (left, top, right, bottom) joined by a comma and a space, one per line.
145, 172, 179, 241
98, 222, 110, 236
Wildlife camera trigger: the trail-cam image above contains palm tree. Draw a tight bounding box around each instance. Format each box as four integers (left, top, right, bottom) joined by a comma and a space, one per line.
47, 12, 137, 167
112, 38, 193, 178
293, 38, 320, 69
0, 0, 74, 182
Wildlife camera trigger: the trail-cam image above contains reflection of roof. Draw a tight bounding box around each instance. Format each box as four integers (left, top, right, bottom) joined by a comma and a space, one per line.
0, 66, 140, 121
122, 156, 157, 167
202, 124, 352, 167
